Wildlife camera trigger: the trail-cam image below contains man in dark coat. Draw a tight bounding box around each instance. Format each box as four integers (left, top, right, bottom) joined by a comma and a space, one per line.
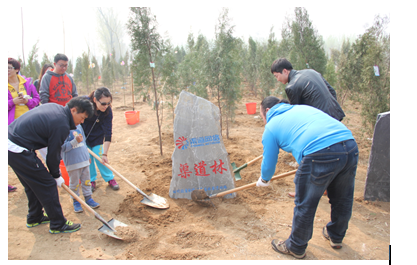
8, 97, 93, 234
271, 58, 345, 121
271, 58, 346, 198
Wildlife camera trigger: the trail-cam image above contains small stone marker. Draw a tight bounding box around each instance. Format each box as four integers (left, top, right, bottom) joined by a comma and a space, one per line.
169, 91, 236, 200
364, 111, 390, 202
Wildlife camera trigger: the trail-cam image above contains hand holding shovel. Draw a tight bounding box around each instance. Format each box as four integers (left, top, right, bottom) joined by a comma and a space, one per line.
87, 149, 169, 209
60, 183, 127, 240
232, 155, 263, 181
192, 169, 297, 205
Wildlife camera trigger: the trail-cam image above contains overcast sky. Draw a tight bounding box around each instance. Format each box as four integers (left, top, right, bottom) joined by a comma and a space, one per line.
5, 3, 391, 64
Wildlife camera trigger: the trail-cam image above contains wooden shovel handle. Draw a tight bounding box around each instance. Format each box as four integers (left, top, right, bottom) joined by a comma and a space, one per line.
61, 184, 97, 215
246, 155, 263, 166
61, 183, 116, 232
211, 169, 297, 198
87, 149, 138, 191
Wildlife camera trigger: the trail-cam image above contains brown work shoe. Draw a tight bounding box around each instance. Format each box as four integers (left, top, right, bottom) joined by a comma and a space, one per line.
271, 239, 306, 259
322, 226, 343, 249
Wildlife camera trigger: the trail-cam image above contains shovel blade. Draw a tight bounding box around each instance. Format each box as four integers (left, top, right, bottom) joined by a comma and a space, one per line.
191, 189, 216, 207
98, 218, 128, 240
191, 189, 209, 202
141, 193, 169, 209
231, 162, 241, 181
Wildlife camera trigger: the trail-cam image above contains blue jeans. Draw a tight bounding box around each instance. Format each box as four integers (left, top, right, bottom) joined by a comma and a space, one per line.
285, 139, 359, 255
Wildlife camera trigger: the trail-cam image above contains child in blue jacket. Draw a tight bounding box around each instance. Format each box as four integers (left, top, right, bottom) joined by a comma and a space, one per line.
61, 125, 99, 212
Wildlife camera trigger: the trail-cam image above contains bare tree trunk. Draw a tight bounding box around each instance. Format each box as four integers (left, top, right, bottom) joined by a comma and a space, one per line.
226, 108, 230, 139
151, 67, 163, 156
217, 84, 222, 135
147, 42, 163, 156
171, 94, 174, 127
131, 71, 135, 110
21, 8, 25, 66
63, 19, 65, 53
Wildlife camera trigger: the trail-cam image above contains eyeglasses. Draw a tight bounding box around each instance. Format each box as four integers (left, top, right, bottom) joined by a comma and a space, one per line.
98, 99, 111, 106
8, 66, 15, 70
57, 63, 68, 68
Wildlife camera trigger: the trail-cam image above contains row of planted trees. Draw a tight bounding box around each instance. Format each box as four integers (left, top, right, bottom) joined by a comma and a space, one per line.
19, 7, 389, 156
127, 7, 390, 156
72, 49, 131, 96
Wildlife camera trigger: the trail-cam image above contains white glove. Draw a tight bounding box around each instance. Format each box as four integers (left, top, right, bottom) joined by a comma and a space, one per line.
55, 176, 65, 188
256, 176, 270, 187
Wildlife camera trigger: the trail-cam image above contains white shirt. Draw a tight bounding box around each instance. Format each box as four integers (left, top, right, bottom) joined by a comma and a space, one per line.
8, 139, 29, 153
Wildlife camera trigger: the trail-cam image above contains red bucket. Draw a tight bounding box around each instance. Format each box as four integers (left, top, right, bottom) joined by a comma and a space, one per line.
59, 160, 70, 186
125, 110, 140, 125
245, 102, 257, 115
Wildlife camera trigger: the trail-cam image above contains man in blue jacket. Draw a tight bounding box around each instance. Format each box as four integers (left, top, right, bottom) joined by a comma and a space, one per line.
256, 96, 358, 259
8, 97, 94, 234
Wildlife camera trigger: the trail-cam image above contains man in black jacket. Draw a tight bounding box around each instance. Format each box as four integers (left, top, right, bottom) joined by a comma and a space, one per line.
271, 58, 345, 121
270, 58, 345, 198
8, 97, 93, 234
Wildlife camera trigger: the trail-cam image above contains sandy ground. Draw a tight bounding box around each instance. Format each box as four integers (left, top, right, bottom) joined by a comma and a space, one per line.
7, 87, 390, 260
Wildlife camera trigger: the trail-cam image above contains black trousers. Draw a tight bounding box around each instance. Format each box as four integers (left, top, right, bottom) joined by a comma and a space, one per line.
8, 150, 67, 229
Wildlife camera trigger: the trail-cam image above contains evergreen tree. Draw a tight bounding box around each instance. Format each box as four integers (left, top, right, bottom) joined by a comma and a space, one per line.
40, 53, 52, 68
258, 27, 278, 98
73, 56, 83, 92
101, 54, 114, 89
324, 58, 337, 87
110, 48, 119, 85
128, 7, 166, 155
160, 39, 180, 125
90, 56, 100, 89
67, 59, 74, 74
174, 45, 186, 63
81, 52, 93, 94
347, 15, 390, 132
21, 41, 40, 80
207, 8, 242, 139
120, 51, 130, 79
290, 7, 327, 74
336, 38, 354, 105
277, 15, 293, 59
177, 33, 210, 99
246, 36, 259, 96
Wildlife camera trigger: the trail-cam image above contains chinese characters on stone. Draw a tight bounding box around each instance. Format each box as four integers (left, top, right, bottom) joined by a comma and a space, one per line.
178, 159, 227, 179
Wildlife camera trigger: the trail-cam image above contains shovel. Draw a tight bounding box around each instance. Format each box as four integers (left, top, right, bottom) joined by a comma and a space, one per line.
191, 169, 297, 205
87, 149, 169, 209
61, 183, 127, 240
231, 155, 263, 181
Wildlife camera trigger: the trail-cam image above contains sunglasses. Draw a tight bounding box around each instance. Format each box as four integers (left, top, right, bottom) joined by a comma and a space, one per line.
98, 99, 111, 106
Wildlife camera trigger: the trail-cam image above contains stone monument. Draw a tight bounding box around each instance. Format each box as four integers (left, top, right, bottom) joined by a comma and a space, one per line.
364, 111, 390, 202
169, 91, 236, 200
